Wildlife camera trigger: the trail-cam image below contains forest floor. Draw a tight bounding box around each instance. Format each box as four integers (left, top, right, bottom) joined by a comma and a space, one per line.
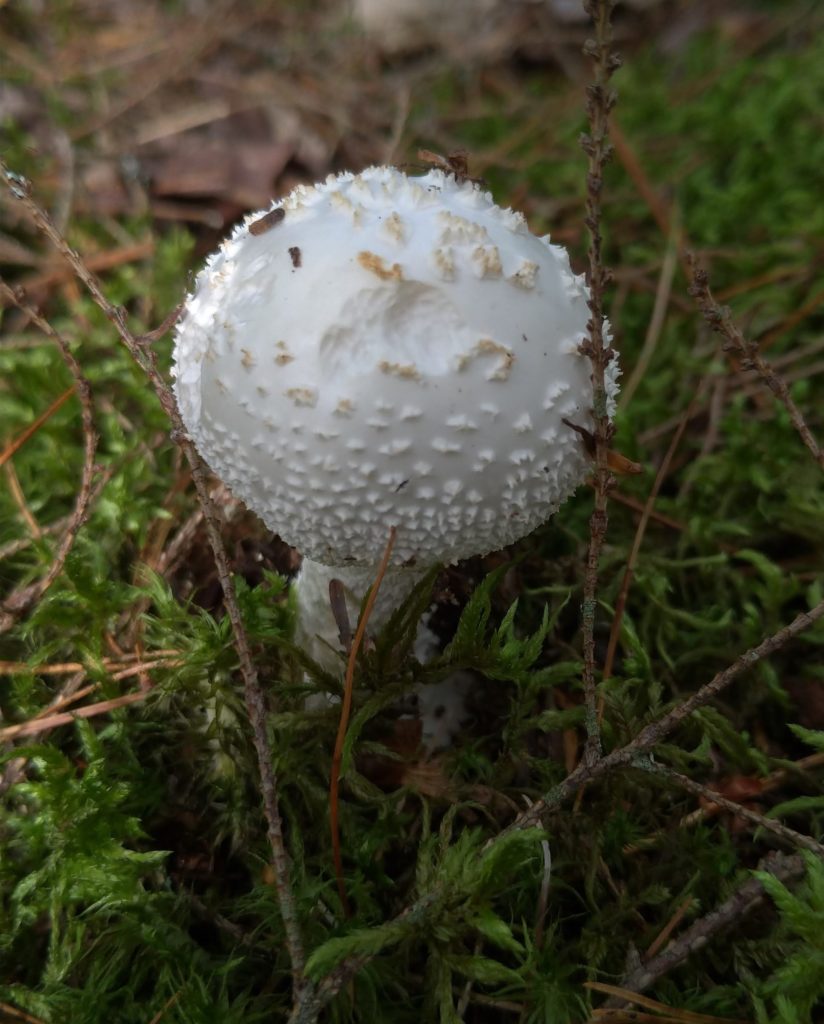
2, 1, 824, 1022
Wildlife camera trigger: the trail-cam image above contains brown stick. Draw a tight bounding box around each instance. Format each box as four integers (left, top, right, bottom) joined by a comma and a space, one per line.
9, 240, 156, 296
678, 750, 824, 831
0, 386, 74, 468
643, 896, 693, 961
0, 689, 150, 740
609, 490, 686, 532
757, 283, 824, 353
0, 1000, 47, 1024
644, 763, 824, 859
4, 459, 42, 539
578, 0, 622, 766
513, 594, 824, 832
687, 253, 824, 472
609, 851, 806, 1001
588, 982, 745, 1023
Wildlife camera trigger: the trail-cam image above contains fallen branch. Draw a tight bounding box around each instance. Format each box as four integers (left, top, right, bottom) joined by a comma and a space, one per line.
607, 851, 806, 1002
0, 689, 151, 740
642, 762, 824, 859
513, 593, 824, 830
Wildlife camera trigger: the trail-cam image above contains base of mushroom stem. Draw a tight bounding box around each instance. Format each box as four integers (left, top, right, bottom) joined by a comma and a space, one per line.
294, 558, 472, 753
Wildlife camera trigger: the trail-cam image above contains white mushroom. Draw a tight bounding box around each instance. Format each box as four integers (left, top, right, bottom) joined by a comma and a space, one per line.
173, 165, 619, 677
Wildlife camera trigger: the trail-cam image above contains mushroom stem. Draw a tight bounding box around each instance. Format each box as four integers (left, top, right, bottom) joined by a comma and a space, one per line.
294, 558, 426, 673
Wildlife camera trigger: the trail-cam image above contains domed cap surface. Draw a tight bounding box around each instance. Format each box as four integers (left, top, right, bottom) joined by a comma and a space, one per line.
173, 166, 619, 567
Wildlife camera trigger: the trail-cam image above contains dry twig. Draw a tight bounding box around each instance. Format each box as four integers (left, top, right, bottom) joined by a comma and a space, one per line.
0, 1000, 47, 1024
644, 896, 693, 961
578, 0, 622, 766
687, 253, 824, 472
0, 387, 74, 468
607, 852, 806, 1001
511, 593, 824, 833
0, 690, 151, 741
644, 763, 824, 858
757, 283, 824, 353
589, 981, 747, 1022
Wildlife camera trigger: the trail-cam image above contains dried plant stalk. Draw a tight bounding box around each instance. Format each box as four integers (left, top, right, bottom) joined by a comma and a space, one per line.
687, 253, 824, 471
512, 593, 824, 830
610, 851, 806, 1001
578, 0, 622, 765
644, 763, 824, 858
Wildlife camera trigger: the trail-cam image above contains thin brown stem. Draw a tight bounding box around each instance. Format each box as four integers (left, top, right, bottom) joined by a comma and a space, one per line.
687, 253, 824, 471
608, 851, 805, 1001
0, 999, 47, 1024
589, 982, 748, 1023
514, 594, 824, 830
0, 689, 150, 740
644, 763, 824, 858
644, 896, 693, 961
0, 386, 74, 468
578, 0, 622, 766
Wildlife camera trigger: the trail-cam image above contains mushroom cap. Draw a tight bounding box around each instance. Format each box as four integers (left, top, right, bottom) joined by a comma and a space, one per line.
173, 165, 619, 567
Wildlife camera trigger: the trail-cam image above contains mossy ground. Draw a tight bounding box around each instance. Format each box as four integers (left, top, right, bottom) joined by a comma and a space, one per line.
1, 3, 824, 1022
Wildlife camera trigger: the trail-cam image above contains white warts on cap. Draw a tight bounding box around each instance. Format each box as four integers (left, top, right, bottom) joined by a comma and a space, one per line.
172, 164, 620, 576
